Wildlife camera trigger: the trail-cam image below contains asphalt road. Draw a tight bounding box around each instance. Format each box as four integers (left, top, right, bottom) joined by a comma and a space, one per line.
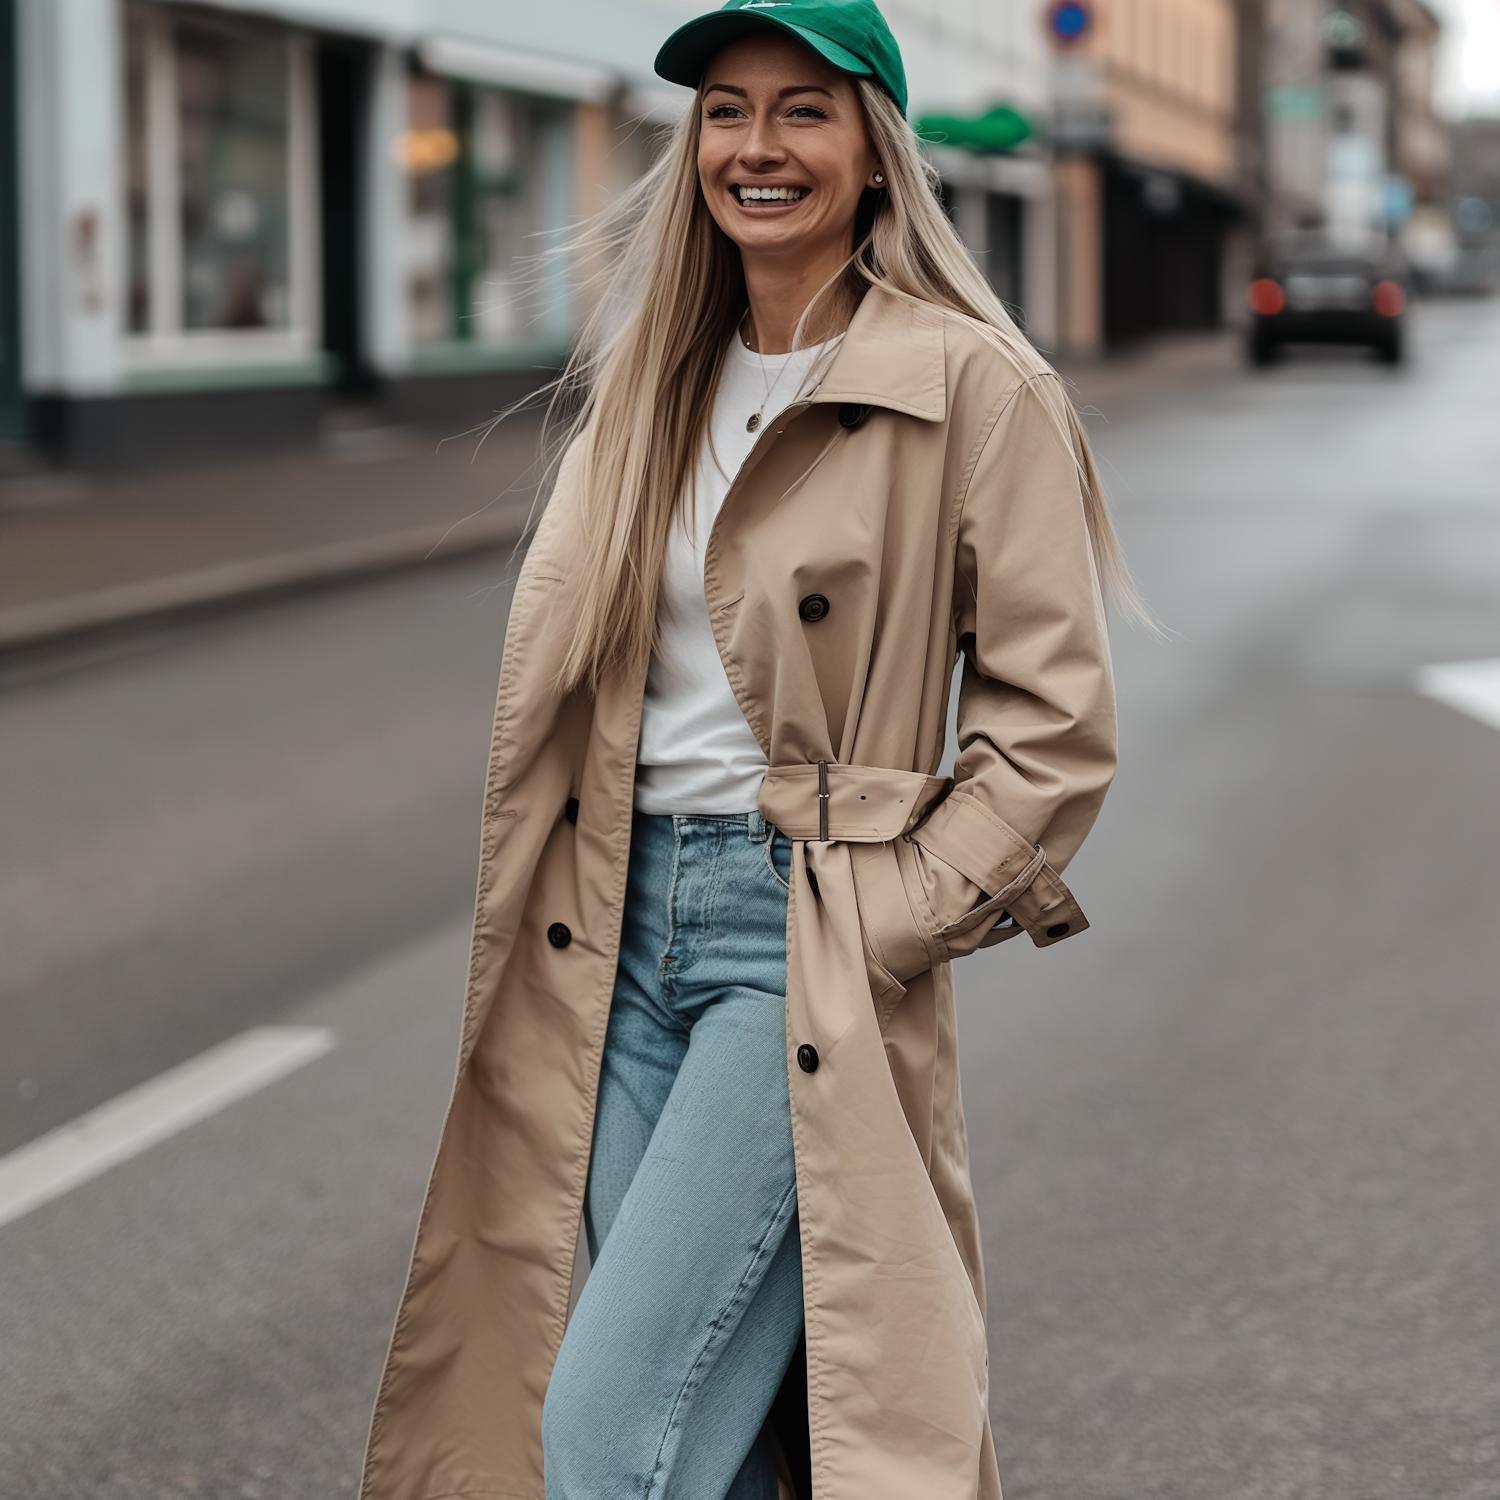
2, 302, 1499, 1499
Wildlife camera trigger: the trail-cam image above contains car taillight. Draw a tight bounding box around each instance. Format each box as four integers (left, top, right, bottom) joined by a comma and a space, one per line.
1247, 278, 1286, 316
1372, 280, 1405, 317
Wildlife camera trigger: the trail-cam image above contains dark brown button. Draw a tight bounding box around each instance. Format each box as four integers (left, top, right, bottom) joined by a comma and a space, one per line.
838, 403, 869, 429
798, 594, 830, 623
796, 1044, 820, 1073
565, 797, 579, 825
547, 923, 572, 948
1046, 922, 1070, 939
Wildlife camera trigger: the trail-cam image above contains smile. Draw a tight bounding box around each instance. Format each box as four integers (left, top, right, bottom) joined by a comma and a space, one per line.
736, 185, 808, 203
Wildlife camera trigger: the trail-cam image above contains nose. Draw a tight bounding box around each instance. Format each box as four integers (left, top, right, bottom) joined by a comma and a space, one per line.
739, 110, 788, 169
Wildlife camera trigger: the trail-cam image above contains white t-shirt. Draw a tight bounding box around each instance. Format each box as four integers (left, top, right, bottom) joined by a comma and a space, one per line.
634, 334, 837, 814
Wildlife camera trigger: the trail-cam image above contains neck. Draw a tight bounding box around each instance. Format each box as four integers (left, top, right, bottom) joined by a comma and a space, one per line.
740, 237, 856, 355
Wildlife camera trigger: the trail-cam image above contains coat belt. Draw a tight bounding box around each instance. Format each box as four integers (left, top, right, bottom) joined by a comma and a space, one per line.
757, 762, 950, 843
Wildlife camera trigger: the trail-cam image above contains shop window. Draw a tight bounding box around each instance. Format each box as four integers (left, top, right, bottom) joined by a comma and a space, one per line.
178, 20, 290, 329
404, 75, 456, 346
400, 71, 574, 352
122, 2, 316, 362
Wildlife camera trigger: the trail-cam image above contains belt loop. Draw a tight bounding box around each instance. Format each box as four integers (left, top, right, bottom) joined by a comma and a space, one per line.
748, 809, 768, 843
817, 760, 829, 842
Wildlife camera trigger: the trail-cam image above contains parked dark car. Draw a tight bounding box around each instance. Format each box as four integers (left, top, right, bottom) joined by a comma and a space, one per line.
1246, 233, 1408, 365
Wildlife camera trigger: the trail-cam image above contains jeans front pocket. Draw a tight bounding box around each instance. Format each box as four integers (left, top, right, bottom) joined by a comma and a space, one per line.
763, 831, 793, 892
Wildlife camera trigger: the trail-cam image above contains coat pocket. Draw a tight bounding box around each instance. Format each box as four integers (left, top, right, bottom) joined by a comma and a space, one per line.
850, 841, 942, 990
936, 888, 1022, 954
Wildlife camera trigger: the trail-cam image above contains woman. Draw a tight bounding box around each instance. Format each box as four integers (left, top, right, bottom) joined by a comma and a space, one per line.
361, 3, 1124, 1498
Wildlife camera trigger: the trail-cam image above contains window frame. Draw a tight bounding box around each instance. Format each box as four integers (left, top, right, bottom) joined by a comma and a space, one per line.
121, 2, 320, 372
402, 65, 577, 369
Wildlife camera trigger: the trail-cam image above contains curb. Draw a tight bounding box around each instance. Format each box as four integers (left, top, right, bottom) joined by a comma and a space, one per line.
0, 513, 530, 652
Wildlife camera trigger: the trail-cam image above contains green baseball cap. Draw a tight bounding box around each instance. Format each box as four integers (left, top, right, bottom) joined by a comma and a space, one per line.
655, 0, 908, 115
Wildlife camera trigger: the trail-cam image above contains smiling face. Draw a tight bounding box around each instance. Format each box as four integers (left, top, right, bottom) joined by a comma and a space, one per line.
696, 33, 881, 276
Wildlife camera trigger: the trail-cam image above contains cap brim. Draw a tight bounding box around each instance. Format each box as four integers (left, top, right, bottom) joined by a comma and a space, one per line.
655, 14, 872, 94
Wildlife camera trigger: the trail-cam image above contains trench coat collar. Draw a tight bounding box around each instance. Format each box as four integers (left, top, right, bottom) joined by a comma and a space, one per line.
810, 283, 948, 423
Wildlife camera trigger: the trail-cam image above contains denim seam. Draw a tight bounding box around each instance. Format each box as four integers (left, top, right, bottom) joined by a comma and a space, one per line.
661, 819, 685, 1000
644, 1175, 801, 1500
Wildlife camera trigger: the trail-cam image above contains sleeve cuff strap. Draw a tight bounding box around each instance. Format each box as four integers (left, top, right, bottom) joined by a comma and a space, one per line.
910, 791, 1038, 894
913, 791, 1089, 948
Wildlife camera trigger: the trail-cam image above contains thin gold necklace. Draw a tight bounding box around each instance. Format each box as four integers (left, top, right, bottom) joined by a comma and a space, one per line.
741, 318, 793, 434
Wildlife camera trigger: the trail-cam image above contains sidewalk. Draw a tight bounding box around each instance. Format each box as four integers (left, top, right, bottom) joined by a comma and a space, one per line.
0, 411, 549, 651
1053, 327, 1242, 421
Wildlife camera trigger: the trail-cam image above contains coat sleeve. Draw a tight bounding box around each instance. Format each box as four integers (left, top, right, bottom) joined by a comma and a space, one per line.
908, 373, 1118, 952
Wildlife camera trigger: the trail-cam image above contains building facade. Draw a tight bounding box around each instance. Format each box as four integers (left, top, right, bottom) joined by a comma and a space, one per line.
1445, 118, 1500, 290
13, 0, 685, 468
2, 0, 1065, 471
1046, 0, 1241, 350
1259, 0, 1447, 246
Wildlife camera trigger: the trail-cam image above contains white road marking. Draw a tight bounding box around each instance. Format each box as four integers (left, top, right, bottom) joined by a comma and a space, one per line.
1416, 658, 1500, 733
0, 1026, 337, 1230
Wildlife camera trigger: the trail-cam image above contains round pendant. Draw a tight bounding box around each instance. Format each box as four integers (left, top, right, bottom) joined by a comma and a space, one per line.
746, 412, 761, 433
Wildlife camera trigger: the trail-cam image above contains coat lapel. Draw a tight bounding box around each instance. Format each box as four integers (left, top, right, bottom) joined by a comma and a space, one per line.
812, 286, 948, 423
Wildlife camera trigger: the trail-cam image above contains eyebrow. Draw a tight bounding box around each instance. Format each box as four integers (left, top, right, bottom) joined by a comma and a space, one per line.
703, 84, 835, 99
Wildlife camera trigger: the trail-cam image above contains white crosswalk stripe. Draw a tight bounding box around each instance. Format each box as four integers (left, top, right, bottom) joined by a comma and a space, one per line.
0, 1026, 338, 1230
1416, 658, 1500, 734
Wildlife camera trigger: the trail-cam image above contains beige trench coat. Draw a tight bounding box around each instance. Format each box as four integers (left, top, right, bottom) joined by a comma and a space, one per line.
361, 285, 1117, 1500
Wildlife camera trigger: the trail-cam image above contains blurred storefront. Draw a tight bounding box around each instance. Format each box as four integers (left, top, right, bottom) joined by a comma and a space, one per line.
1045, 0, 1241, 351
2, 0, 1074, 470
916, 107, 1051, 335
9, 0, 675, 470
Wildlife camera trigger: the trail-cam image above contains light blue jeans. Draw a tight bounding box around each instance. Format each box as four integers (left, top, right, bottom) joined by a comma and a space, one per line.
542, 811, 806, 1500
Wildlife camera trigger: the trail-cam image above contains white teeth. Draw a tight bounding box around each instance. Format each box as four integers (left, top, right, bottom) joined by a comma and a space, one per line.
737, 186, 806, 202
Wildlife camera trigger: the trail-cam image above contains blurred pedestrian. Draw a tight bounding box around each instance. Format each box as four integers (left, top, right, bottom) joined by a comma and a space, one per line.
361, 4, 1124, 1499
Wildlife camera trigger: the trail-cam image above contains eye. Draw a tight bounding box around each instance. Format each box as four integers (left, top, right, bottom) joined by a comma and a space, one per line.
785, 105, 828, 120
706, 102, 746, 120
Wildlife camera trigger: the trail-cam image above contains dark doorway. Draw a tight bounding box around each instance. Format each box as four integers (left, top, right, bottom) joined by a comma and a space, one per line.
0, 0, 24, 443
985, 191, 1025, 323
318, 41, 372, 391
1104, 162, 1234, 346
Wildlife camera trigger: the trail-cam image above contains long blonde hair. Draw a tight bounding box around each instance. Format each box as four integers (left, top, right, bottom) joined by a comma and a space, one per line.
545, 80, 1144, 693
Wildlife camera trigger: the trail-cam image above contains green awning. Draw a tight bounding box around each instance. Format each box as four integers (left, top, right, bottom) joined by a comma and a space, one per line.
914, 105, 1032, 154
